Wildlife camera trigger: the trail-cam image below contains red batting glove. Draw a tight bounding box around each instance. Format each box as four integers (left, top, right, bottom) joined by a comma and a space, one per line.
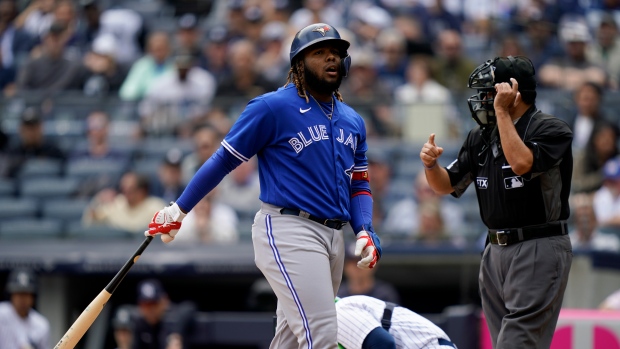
354, 231, 379, 269
145, 202, 186, 243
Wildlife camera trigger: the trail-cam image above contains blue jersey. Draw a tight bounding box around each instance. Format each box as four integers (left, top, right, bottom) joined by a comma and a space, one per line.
222, 84, 370, 221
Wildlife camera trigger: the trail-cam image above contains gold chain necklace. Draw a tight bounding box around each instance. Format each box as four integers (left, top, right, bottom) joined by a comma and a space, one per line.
309, 94, 334, 120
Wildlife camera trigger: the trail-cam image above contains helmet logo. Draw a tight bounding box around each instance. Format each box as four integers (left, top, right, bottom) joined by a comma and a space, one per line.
312, 25, 330, 36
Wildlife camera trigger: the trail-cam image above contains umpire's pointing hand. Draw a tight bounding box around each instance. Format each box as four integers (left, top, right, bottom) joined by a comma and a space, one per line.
420, 133, 443, 169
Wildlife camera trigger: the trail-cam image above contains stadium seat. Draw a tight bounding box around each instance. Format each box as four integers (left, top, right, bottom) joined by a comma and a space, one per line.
0, 198, 39, 219
17, 158, 64, 179
65, 221, 135, 239
66, 158, 127, 180
137, 137, 192, 161
20, 177, 80, 199
0, 218, 63, 239
0, 179, 15, 197
42, 198, 91, 221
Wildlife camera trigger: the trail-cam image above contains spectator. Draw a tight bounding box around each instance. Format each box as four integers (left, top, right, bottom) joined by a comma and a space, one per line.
517, 17, 563, 71
539, 18, 607, 91
79, 0, 145, 65
133, 279, 196, 349
70, 110, 129, 162
414, 200, 465, 247
288, 0, 343, 31
255, 21, 290, 86
199, 25, 230, 85
2, 106, 66, 178
392, 14, 434, 57
394, 55, 460, 138
82, 34, 129, 97
568, 82, 612, 151
82, 171, 166, 233
49, 0, 81, 57
383, 171, 466, 239
152, 148, 186, 205
173, 190, 239, 245
569, 192, 620, 251
0, 0, 36, 93
593, 157, 620, 228
495, 34, 527, 58
366, 149, 393, 230
217, 157, 261, 217
337, 243, 400, 303
215, 39, 278, 109
173, 13, 201, 58
16, 21, 86, 92
181, 123, 221, 185
14, 0, 56, 39
119, 32, 173, 101
420, 0, 463, 42
348, 3, 392, 52
0, 268, 50, 349
339, 49, 396, 138
587, 13, 620, 89
432, 29, 477, 97
111, 305, 135, 349
139, 51, 217, 137
572, 122, 620, 193
374, 28, 408, 92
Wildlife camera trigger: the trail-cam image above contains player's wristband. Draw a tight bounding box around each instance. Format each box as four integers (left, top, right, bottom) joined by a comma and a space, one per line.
423, 162, 437, 170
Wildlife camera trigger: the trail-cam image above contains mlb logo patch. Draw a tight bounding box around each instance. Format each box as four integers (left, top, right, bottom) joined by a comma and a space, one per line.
504, 176, 524, 189
476, 177, 488, 189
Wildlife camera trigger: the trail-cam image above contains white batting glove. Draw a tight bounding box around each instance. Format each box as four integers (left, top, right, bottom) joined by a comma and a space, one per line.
145, 202, 187, 243
355, 230, 380, 269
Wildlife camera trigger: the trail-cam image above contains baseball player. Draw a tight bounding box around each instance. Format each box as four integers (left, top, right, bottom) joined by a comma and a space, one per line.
146, 22, 381, 349
335, 295, 456, 349
0, 268, 50, 349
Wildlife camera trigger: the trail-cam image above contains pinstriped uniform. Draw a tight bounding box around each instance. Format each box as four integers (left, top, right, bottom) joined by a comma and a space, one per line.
336, 296, 455, 349
0, 302, 50, 349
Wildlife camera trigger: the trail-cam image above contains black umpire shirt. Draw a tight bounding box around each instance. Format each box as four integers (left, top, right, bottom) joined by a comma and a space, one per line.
446, 105, 573, 229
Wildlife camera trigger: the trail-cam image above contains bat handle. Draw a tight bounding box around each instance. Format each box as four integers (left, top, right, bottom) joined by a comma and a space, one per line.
105, 236, 153, 294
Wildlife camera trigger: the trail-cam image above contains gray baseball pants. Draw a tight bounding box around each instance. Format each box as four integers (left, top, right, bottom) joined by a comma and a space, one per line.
479, 235, 572, 349
253, 203, 345, 349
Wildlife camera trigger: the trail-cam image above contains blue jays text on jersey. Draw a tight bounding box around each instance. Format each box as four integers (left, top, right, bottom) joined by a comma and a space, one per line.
221, 84, 371, 221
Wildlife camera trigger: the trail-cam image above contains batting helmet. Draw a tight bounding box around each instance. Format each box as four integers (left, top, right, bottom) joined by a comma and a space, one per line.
289, 23, 351, 77
6, 268, 37, 294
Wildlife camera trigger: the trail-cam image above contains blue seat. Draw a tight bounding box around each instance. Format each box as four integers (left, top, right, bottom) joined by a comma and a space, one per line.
0, 179, 16, 197
65, 221, 135, 239
66, 158, 127, 180
18, 158, 64, 179
42, 198, 90, 221
20, 177, 80, 199
0, 198, 38, 219
0, 218, 63, 239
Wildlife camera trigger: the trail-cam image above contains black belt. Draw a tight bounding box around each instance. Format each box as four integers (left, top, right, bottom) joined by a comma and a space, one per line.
488, 221, 568, 246
279, 208, 347, 230
381, 302, 455, 347
381, 301, 397, 331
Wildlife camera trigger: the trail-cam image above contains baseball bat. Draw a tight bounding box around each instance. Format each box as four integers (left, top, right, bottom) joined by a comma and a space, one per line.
54, 236, 154, 349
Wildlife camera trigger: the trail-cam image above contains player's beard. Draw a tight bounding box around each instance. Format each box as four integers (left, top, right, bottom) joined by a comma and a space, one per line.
304, 65, 342, 93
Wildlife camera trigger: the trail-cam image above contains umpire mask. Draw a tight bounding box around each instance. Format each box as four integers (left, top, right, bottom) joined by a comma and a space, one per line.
467, 59, 498, 128
467, 56, 537, 128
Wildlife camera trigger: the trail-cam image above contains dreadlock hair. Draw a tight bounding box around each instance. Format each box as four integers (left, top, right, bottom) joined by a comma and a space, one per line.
284, 59, 344, 103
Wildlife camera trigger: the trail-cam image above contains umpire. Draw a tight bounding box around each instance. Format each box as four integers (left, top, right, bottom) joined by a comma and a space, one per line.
420, 56, 573, 349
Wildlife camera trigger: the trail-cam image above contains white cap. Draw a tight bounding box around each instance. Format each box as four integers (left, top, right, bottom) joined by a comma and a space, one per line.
92, 34, 117, 57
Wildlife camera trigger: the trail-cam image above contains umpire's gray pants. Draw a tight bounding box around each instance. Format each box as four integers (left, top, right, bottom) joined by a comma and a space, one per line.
479, 235, 572, 349
253, 203, 344, 349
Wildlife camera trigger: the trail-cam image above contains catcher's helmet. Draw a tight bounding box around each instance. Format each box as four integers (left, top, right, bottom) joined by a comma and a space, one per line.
6, 268, 37, 294
466, 56, 537, 127
289, 23, 351, 77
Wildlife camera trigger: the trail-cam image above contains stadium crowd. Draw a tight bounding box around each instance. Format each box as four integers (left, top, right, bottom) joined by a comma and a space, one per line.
0, 0, 619, 252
